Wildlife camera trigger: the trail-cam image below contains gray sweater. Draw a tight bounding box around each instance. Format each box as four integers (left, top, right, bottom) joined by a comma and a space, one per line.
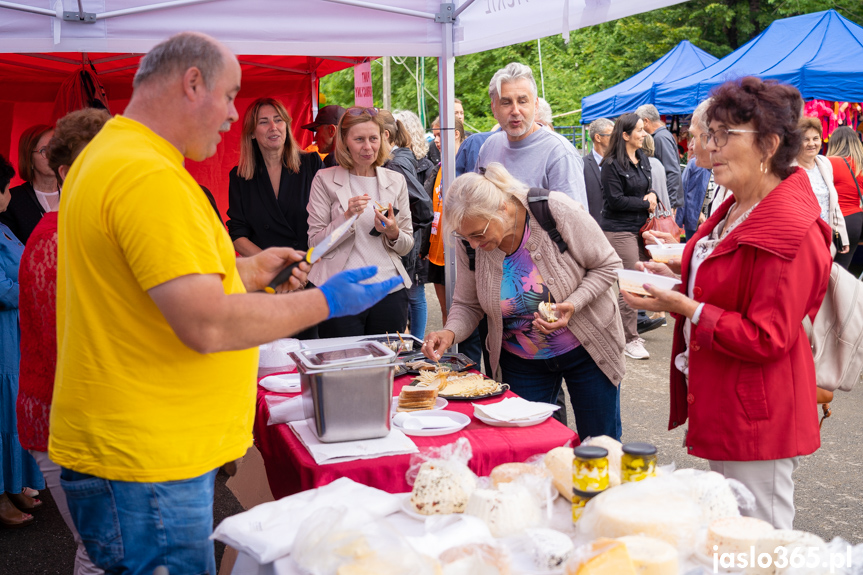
477, 128, 588, 208
444, 192, 626, 385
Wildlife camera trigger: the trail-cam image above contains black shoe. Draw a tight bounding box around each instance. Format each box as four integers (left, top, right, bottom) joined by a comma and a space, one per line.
637, 316, 665, 335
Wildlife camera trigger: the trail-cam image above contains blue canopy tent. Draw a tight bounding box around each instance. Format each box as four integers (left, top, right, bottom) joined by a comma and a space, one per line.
654, 9, 863, 114
580, 40, 717, 124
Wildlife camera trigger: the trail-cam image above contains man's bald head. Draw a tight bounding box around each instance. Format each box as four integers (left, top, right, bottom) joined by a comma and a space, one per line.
134, 32, 227, 91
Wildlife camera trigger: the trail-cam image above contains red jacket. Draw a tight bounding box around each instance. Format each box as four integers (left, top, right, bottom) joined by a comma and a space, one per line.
669, 168, 832, 461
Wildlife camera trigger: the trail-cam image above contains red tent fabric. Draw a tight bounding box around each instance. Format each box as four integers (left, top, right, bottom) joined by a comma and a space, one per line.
0, 53, 357, 221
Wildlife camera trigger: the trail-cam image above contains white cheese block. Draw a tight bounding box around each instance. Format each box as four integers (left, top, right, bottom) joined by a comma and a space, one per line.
544, 447, 574, 502
465, 483, 542, 537
581, 481, 703, 551
411, 461, 478, 515
706, 516, 775, 557
673, 469, 741, 522
743, 530, 825, 575
616, 535, 678, 575
525, 528, 575, 570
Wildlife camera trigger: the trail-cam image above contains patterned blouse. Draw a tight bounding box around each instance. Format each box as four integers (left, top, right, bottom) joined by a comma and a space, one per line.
500, 220, 580, 360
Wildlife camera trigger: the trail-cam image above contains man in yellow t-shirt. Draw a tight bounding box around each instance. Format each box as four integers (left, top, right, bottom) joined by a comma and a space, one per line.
51, 33, 402, 575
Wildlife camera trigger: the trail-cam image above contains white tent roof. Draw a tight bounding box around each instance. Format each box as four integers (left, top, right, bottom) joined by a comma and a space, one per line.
1, 0, 686, 57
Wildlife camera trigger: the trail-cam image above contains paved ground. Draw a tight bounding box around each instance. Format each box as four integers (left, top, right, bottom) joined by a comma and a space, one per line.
2, 284, 860, 574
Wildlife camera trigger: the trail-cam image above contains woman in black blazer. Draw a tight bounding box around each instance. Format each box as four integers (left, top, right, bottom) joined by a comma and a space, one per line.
600, 112, 657, 360
227, 98, 323, 255
0, 125, 58, 244
227, 98, 323, 339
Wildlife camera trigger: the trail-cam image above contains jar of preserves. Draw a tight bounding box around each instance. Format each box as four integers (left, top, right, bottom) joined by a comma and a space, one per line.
572, 445, 609, 496
621, 442, 657, 483
571, 492, 592, 524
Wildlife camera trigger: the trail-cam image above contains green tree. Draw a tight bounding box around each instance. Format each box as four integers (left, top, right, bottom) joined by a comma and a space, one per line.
319, 1, 862, 128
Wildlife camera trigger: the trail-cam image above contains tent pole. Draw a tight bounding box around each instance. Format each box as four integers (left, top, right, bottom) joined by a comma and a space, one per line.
97, 0, 219, 20
310, 58, 319, 120
321, 0, 436, 20
0, 1, 55, 17
438, 3, 456, 350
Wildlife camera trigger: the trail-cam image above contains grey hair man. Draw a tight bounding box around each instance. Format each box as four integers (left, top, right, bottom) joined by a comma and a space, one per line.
635, 104, 683, 210
477, 62, 588, 208
51, 32, 400, 575
582, 117, 614, 223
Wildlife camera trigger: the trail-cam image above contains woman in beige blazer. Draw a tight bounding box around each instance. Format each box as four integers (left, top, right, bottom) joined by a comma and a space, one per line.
421, 163, 625, 441
307, 108, 414, 337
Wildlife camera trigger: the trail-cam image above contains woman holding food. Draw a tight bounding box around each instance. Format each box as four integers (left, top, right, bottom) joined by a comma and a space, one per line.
307, 107, 413, 337
422, 163, 625, 441
622, 78, 832, 529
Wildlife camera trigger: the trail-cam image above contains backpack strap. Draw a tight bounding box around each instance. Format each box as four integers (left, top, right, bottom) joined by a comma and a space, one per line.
462, 239, 476, 271
527, 188, 568, 253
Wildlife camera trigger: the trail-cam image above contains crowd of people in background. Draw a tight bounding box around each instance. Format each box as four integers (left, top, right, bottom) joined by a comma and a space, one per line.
0, 28, 862, 574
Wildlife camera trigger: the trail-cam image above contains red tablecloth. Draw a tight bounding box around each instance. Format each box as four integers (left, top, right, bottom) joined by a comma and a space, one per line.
254, 371, 578, 499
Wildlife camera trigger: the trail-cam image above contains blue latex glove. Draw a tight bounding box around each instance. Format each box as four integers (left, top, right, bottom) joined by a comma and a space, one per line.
318, 266, 404, 319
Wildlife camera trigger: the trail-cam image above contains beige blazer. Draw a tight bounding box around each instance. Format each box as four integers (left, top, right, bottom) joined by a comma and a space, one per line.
444, 191, 626, 385
307, 165, 414, 287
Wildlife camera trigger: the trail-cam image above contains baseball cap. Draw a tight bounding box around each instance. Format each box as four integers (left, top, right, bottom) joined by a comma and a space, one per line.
301, 105, 347, 131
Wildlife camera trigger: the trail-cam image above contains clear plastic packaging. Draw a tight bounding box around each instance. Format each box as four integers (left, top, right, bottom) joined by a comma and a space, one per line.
406, 437, 474, 485
439, 541, 512, 575
672, 468, 755, 523
406, 438, 478, 515
292, 506, 440, 575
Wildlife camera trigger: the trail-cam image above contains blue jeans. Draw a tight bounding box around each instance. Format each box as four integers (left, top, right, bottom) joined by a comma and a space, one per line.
499, 345, 622, 442
60, 467, 218, 575
407, 281, 428, 338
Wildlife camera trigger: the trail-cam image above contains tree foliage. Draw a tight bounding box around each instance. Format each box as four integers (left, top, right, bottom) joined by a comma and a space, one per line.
319, 0, 862, 130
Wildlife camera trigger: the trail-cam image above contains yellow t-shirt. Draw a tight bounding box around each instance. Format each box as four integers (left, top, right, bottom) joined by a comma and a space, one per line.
50, 116, 258, 482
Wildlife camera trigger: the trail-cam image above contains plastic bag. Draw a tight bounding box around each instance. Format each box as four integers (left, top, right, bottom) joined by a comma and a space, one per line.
505, 527, 575, 572
464, 482, 544, 537
564, 538, 630, 572
406, 438, 477, 515
292, 506, 440, 575
439, 541, 512, 575
406, 437, 473, 485
575, 475, 703, 556
489, 458, 557, 512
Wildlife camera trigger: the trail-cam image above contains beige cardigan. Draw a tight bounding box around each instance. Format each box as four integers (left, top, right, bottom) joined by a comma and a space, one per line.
444, 191, 626, 385
306, 165, 414, 287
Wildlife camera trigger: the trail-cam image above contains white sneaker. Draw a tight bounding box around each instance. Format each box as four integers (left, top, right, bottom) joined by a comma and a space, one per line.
625, 339, 650, 359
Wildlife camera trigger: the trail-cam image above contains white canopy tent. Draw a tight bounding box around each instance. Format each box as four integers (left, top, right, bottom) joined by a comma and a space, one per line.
0, 0, 686, 321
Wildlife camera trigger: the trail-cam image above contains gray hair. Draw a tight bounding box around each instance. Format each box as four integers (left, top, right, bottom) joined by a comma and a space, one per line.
393, 109, 430, 160
635, 104, 661, 123
691, 97, 712, 132
588, 118, 614, 142
134, 32, 225, 90
536, 98, 553, 125
488, 62, 537, 102
443, 162, 528, 237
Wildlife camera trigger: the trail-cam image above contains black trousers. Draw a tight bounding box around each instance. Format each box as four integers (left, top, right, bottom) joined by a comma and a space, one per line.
318, 288, 410, 338
835, 211, 863, 270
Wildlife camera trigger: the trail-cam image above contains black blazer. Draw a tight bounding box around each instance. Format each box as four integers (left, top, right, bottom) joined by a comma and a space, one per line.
582, 154, 604, 224
600, 149, 653, 233
0, 182, 48, 244
226, 144, 323, 251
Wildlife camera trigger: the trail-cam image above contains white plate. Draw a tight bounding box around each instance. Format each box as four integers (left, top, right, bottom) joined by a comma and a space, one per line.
474, 411, 553, 427
399, 493, 440, 521
258, 372, 301, 393
391, 410, 470, 436
391, 396, 448, 413
615, 269, 681, 296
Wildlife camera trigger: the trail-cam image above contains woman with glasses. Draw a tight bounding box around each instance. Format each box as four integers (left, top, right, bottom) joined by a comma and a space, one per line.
623, 77, 832, 528
826, 126, 863, 269
307, 107, 414, 337
0, 125, 58, 244
422, 163, 625, 441
600, 112, 657, 361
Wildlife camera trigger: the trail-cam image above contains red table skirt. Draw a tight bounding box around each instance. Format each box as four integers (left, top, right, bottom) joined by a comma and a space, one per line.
254, 372, 578, 499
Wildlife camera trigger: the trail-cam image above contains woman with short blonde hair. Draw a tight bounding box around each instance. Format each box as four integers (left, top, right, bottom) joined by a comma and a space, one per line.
423, 162, 625, 442
307, 107, 414, 337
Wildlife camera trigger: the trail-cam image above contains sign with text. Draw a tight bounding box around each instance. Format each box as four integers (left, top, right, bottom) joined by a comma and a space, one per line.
354, 61, 373, 107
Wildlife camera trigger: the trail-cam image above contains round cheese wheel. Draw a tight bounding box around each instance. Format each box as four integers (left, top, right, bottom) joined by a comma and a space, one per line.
706, 516, 775, 557
616, 535, 678, 575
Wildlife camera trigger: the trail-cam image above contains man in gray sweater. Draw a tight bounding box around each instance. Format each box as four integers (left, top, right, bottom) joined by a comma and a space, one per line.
476, 62, 589, 210
636, 104, 683, 211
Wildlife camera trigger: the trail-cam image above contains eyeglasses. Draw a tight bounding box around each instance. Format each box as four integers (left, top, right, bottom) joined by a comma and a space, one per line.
451, 217, 492, 242
32, 147, 48, 158
700, 128, 759, 148
346, 107, 379, 117
596, 133, 612, 138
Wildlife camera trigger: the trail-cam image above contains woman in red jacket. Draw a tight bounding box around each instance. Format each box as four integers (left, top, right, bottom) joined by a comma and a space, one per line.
623, 77, 832, 529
